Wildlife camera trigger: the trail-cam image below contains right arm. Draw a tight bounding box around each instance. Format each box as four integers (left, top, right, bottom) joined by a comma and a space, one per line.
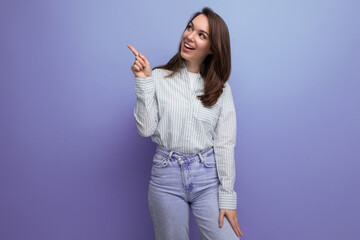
128, 44, 159, 137
133, 74, 159, 137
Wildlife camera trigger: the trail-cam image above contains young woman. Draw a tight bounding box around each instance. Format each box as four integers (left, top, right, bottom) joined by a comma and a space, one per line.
128, 7, 243, 239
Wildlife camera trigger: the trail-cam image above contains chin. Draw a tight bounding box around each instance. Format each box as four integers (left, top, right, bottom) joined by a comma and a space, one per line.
180, 51, 185, 59
180, 51, 188, 61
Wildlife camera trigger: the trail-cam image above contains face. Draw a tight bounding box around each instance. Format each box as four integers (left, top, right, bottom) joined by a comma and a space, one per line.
180, 14, 212, 68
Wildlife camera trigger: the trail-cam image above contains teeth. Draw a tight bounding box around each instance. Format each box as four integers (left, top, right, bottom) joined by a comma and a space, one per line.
185, 43, 194, 49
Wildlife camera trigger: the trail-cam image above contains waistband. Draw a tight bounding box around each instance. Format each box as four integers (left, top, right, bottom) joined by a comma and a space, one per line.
155, 144, 214, 163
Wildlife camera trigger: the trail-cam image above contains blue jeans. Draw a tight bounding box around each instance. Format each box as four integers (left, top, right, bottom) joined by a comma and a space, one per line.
148, 145, 239, 240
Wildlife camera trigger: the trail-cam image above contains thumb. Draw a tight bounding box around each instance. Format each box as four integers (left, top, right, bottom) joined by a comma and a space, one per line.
219, 210, 225, 228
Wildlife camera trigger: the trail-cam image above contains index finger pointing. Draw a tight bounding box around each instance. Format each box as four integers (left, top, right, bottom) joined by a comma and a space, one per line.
127, 44, 139, 56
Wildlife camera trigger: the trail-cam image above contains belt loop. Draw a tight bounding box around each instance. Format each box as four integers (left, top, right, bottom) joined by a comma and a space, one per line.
197, 152, 205, 163
168, 151, 174, 161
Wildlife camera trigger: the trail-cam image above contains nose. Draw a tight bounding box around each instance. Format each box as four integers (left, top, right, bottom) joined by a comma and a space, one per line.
186, 31, 196, 42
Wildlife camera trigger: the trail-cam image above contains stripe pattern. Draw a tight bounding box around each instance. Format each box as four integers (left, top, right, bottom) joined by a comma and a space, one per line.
133, 62, 238, 209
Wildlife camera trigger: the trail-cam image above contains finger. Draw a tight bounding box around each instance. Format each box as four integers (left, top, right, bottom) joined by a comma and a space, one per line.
133, 64, 141, 72
134, 60, 143, 71
227, 216, 241, 237
138, 52, 149, 64
136, 56, 146, 68
233, 218, 242, 236
234, 218, 243, 236
227, 217, 238, 236
219, 210, 225, 227
127, 44, 139, 56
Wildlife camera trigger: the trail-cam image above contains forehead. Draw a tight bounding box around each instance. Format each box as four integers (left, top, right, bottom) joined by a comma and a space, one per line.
191, 14, 210, 32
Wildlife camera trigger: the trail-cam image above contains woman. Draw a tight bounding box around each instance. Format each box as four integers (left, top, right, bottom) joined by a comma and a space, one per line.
128, 7, 243, 239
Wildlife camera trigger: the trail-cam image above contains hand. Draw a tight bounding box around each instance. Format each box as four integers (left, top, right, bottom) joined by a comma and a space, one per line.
127, 44, 151, 78
219, 209, 243, 237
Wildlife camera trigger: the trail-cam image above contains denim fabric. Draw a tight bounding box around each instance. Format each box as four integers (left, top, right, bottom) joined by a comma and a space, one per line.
148, 145, 239, 240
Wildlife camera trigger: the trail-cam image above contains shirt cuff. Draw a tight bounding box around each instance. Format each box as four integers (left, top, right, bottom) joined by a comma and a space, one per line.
134, 75, 155, 98
219, 189, 237, 209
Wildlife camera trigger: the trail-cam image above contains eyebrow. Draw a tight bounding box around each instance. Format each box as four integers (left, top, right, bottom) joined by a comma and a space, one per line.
189, 21, 209, 37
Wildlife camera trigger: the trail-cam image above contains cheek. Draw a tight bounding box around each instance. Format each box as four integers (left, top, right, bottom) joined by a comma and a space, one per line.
182, 32, 188, 40
197, 41, 211, 52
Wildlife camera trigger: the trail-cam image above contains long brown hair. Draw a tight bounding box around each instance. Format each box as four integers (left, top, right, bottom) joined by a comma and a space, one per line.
153, 7, 231, 107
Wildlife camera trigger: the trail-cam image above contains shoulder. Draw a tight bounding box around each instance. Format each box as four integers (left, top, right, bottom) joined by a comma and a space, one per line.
219, 81, 235, 104
222, 82, 233, 97
223, 82, 231, 91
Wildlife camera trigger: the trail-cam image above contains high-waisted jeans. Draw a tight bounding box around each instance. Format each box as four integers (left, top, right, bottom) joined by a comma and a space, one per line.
148, 145, 239, 240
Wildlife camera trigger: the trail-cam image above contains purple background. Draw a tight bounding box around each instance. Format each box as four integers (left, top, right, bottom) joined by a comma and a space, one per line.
1, 0, 359, 239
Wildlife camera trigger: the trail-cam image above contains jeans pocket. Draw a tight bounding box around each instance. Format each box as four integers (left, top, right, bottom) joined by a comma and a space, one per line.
152, 153, 169, 168
203, 154, 216, 168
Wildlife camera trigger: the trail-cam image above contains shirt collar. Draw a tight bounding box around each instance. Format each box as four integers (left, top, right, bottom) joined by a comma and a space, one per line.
181, 60, 204, 92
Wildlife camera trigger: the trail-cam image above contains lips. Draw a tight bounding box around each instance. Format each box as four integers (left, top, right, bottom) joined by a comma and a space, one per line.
184, 41, 195, 50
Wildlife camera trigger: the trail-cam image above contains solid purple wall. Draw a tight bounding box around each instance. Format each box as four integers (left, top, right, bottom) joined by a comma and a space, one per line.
1, 0, 359, 239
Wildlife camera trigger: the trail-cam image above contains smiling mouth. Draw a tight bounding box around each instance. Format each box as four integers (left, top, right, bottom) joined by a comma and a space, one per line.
184, 42, 195, 50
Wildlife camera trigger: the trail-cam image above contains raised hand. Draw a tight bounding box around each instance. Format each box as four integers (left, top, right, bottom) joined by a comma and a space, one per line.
127, 44, 151, 78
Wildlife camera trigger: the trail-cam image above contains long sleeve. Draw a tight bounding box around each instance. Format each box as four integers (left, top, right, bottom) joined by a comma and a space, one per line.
133, 74, 159, 137
213, 84, 238, 209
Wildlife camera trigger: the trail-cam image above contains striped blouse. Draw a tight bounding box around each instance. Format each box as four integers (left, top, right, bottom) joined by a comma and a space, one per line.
133, 62, 238, 209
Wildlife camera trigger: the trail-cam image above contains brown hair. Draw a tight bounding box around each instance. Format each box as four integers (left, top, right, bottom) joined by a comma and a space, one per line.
153, 7, 231, 107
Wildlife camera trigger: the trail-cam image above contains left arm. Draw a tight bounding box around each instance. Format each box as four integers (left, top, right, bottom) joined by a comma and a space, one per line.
213, 83, 243, 237
213, 83, 237, 210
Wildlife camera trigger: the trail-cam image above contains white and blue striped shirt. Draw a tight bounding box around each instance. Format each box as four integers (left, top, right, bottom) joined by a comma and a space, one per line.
133, 62, 238, 209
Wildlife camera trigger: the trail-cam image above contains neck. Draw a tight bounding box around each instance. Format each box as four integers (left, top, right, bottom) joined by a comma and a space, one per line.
184, 60, 200, 73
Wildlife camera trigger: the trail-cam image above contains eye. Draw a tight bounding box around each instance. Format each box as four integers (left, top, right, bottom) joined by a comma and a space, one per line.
199, 33, 206, 39
186, 25, 192, 30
